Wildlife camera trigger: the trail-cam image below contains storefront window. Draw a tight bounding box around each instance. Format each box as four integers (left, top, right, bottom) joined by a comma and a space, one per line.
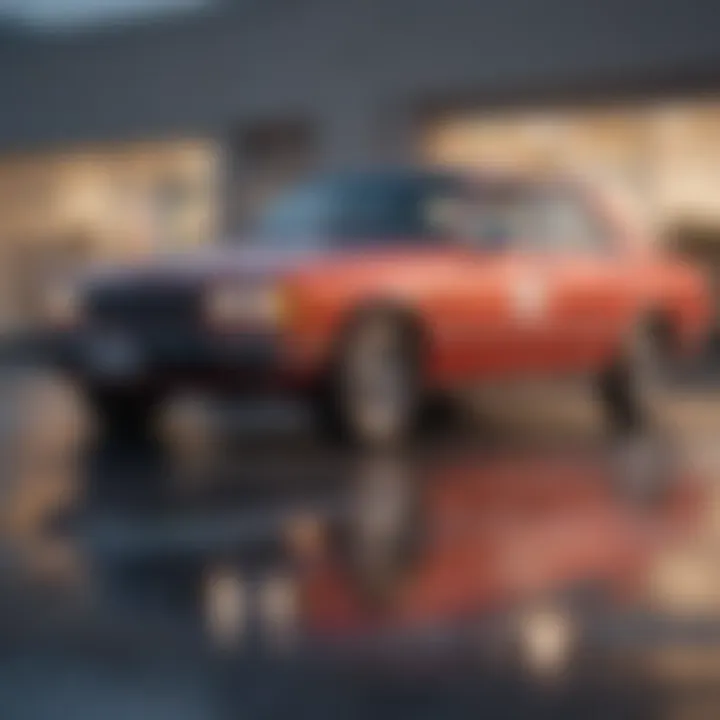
0, 139, 219, 328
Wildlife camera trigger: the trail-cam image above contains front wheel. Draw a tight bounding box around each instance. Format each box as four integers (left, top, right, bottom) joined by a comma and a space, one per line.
314, 311, 423, 447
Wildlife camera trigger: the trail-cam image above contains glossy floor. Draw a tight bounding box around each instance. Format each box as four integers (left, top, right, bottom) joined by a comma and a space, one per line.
1, 372, 720, 718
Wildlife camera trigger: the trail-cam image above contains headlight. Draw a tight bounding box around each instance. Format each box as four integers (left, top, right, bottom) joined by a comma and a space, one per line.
44, 283, 81, 326
204, 284, 285, 327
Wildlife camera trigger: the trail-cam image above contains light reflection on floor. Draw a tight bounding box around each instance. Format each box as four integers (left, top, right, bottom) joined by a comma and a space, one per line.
2, 371, 720, 716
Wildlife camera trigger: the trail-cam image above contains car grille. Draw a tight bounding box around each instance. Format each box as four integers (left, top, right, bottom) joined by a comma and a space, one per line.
86, 280, 202, 336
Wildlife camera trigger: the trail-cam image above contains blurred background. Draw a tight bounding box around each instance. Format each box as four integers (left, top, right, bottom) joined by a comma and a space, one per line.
2, 1, 720, 718
1, 0, 720, 333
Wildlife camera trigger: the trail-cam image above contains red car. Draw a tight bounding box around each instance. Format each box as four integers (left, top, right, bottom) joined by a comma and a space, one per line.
46, 168, 711, 444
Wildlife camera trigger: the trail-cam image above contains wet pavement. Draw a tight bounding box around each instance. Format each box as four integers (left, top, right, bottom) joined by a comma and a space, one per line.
2, 369, 720, 718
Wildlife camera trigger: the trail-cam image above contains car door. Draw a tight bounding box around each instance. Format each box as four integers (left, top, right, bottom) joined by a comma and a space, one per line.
456, 182, 561, 378
522, 185, 637, 373
422, 181, 549, 382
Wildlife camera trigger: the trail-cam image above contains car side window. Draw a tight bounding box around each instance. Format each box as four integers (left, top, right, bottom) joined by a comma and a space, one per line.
434, 184, 611, 254
528, 189, 610, 254
462, 188, 533, 252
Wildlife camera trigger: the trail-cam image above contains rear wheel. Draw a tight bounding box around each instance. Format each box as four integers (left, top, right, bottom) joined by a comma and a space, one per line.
315, 311, 423, 447
598, 322, 669, 435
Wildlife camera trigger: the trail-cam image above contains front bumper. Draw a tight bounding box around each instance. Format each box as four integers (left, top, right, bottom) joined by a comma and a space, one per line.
41, 327, 302, 390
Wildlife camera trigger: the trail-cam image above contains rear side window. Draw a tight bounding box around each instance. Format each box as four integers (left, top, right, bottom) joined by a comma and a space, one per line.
527, 188, 611, 253
461, 184, 611, 253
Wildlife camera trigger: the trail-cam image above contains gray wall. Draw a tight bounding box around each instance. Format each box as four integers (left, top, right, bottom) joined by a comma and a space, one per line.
1, 0, 720, 164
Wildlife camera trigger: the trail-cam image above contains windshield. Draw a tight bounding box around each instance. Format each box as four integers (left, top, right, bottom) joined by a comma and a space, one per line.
254, 172, 462, 249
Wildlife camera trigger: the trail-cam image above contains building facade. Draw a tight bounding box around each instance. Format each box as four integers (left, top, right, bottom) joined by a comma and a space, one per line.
1, 0, 720, 325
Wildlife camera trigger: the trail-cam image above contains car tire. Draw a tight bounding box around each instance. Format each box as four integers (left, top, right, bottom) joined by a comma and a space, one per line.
597, 322, 668, 436
315, 310, 423, 447
86, 386, 164, 440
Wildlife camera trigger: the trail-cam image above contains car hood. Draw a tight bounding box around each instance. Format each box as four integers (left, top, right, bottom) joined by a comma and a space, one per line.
82, 244, 326, 288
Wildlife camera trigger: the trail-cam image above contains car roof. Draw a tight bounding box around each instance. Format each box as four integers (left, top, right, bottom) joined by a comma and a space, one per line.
314, 165, 578, 192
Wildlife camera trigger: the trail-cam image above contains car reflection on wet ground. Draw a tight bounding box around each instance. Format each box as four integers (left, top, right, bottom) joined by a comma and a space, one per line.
2, 372, 720, 718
